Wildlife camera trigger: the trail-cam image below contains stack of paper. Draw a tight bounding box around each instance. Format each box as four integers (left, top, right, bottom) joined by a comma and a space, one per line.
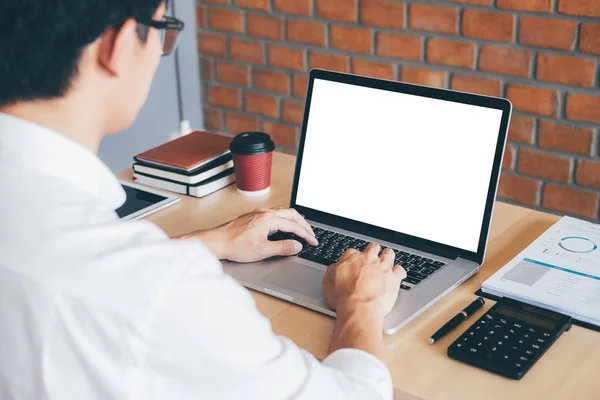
482, 216, 600, 327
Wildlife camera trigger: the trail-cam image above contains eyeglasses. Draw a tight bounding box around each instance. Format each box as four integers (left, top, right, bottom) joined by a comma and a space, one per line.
137, 15, 185, 57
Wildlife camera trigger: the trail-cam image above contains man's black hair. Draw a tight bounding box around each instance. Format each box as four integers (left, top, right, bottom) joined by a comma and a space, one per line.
0, 0, 165, 107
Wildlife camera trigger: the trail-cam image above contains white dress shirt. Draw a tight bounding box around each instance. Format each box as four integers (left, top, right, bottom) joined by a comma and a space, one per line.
0, 113, 393, 400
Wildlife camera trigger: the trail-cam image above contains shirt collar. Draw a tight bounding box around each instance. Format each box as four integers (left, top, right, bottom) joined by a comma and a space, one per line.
0, 112, 126, 209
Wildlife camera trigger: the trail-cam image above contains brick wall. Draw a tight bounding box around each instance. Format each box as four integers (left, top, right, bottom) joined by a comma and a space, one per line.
197, 0, 600, 220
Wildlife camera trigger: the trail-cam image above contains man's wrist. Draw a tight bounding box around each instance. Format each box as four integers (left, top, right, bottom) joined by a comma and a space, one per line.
336, 301, 385, 329
179, 227, 232, 260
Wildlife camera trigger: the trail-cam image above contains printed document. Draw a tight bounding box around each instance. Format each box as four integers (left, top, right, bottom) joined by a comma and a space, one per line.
483, 216, 600, 326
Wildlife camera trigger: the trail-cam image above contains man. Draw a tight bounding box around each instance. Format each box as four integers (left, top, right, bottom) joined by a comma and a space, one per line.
0, 1, 406, 399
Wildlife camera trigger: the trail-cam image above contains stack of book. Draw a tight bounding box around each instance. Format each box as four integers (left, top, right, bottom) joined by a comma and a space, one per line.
132, 131, 235, 198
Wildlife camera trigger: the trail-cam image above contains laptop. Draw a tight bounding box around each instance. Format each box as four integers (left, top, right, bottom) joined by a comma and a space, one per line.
223, 69, 512, 335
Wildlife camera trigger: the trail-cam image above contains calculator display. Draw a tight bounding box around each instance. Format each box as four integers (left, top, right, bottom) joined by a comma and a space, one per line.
495, 305, 557, 330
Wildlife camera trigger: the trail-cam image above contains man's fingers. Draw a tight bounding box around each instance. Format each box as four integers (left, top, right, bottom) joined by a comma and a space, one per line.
274, 208, 316, 239
267, 217, 318, 246
393, 265, 407, 279
263, 240, 303, 258
339, 248, 359, 261
379, 248, 395, 267
365, 243, 381, 259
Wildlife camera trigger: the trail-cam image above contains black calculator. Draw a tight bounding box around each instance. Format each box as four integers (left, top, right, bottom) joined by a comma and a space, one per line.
448, 297, 572, 380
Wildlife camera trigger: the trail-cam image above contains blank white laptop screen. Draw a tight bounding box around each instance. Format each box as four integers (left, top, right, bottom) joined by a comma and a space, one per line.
295, 79, 504, 252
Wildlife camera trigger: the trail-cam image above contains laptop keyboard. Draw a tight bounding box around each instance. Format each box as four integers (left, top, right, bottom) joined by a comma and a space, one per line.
271, 226, 447, 290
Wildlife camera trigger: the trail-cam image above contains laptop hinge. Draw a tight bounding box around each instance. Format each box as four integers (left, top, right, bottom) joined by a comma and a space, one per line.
419, 245, 460, 261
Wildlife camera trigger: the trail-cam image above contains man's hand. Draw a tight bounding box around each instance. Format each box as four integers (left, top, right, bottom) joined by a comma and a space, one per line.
182, 208, 318, 263
323, 244, 407, 360
323, 244, 407, 318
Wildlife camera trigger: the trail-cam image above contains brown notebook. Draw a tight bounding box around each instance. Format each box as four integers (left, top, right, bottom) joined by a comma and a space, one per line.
134, 131, 232, 172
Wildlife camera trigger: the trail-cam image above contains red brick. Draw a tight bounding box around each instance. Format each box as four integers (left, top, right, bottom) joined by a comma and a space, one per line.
479, 45, 532, 77
360, 0, 404, 29
200, 58, 212, 80
543, 184, 599, 219
316, 0, 357, 22
462, 10, 514, 42
352, 58, 395, 80
558, 0, 600, 17
309, 52, 350, 72
208, 8, 244, 33
565, 94, 600, 124
503, 145, 514, 170
401, 67, 447, 88
287, 19, 326, 46
273, 0, 310, 15
208, 85, 241, 109
230, 38, 264, 64
216, 61, 249, 86
518, 148, 572, 183
267, 45, 305, 71
576, 160, 600, 189
235, 0, 270, 11
537, 54, 595, 87
409, 4, 458, 35
519, 17, 577, 50
196, 5, 206, 29
580, 24, 600, 56
282, 100, 305, 124
225, 112, 259, 134
330, 25, 373, 53
245, 91, 279, 118
252, 69, 290, 94
497, 0, 552, 12
427, 39, 475, 69
247, 13, 282, 40
451, 75, 501, 97
497, 173, 541, 205
539, 121, 594, 156
293, 75, 309, 99
508, 115, 535, 144
198, 33, 226, 58
506, 85, 558, 117
446, 0, 492, 4
203, 108, 222, 132
262, 122, 297, 148
376, 33, 422, 61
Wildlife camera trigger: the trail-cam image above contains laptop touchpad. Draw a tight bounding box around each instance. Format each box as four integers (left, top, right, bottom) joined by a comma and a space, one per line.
261, 262, 325, 300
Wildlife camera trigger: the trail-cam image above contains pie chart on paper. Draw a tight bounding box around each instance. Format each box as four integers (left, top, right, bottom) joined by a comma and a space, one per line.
558, 236, 598, 254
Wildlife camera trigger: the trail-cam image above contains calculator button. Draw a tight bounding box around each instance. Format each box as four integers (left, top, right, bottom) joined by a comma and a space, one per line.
500, 319, 507, 324
518, 340, 524, 345
509, 329, 516, 334
526, 350, 534, 355
532, 344, 540, 350
456, 343, 462, 348
542, 332, 551, 338
469, 348, 478, 353
514, 323, 522, 328
536, 338, 546, 344
519, 356, 529, 362
528, 328, 536, 333
485, 315, 494, 321
515, 363, 523, 368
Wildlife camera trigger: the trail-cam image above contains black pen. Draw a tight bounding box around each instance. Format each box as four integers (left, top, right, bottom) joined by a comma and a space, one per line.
429, 297, 485, 344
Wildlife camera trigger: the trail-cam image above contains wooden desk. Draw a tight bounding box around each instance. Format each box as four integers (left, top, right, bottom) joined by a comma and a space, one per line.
119, 152, 600, 400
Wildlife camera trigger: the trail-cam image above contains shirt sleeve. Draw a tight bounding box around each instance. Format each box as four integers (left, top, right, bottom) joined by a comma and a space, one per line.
142, 241, 393, 400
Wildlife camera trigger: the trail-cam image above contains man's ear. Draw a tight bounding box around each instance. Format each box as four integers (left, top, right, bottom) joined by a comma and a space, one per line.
97, 19, 139, 77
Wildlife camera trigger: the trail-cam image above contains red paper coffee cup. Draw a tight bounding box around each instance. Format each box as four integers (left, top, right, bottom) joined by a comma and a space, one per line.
230, 132, 275, 197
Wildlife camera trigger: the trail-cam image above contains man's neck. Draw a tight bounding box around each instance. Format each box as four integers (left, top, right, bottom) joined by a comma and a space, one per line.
0, 96, 106, 153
